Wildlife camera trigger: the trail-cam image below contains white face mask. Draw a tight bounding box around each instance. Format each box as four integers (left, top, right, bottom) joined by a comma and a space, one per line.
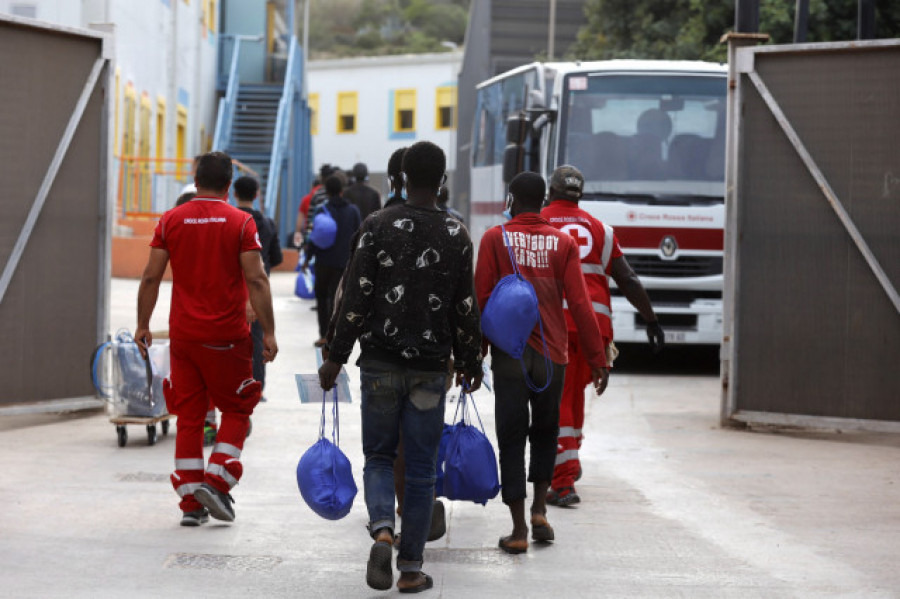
503, 192, 514, 220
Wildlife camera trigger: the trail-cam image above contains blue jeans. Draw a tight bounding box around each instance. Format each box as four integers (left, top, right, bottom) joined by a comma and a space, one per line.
359, 359, 447, 573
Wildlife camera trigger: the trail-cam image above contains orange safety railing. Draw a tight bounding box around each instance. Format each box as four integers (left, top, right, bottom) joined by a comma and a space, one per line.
117, 156, 259, 219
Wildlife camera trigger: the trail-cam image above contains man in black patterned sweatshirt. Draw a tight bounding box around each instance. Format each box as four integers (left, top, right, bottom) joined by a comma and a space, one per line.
319, 141, 483, 594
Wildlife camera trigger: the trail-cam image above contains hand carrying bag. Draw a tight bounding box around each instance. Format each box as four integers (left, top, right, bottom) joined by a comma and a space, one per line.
436, 387, 500, 506
480, 224, 553, 391
296, 386, 357, 520
294, 251, 315, 299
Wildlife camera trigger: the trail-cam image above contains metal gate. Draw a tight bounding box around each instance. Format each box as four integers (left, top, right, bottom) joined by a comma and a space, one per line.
0, 16, 111, 413
721, 37, 900, 432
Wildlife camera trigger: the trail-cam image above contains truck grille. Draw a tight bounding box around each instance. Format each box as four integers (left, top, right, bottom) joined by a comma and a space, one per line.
626, 255, 723, 278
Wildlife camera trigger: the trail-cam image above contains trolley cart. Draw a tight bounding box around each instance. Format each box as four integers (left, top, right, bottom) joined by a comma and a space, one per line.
110, 413, 173, 447
91, 330, 172, 447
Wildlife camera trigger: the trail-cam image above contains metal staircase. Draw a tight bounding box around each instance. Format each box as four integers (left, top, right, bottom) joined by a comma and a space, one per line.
213, 35, 312, 244
228, 83, 281, 198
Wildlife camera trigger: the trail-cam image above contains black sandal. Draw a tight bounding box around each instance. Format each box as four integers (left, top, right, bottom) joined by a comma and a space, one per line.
398, 573, 434, 594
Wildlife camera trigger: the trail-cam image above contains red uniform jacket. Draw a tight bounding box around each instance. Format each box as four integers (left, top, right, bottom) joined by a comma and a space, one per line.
542, 200, 623, 345
475, 212, 607, 369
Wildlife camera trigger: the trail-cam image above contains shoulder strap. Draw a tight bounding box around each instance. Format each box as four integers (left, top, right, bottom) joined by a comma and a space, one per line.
499, 224, 521, 277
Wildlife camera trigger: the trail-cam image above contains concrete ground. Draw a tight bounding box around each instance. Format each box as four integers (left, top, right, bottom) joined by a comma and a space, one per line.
1, 273, 899, 598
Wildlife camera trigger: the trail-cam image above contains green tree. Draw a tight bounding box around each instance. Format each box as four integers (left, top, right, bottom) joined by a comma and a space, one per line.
573, 0, 900, 63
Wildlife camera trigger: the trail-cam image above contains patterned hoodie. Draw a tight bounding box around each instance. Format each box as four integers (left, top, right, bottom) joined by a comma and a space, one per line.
328, 202, 483, 375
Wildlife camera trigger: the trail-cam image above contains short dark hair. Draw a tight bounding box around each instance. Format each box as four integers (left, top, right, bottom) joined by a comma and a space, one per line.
319, 163, 335, 180
175, 191, 195, 206
387, 147, 407, 182
402, 141, 445, 190
233, 176, 259, 201
324, 174, 343, 196
195, 151, 233, 192
352, 162, 368, 182
509, 172, 546, 210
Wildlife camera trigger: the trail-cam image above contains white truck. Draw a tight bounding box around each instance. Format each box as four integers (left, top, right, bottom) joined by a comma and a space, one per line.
469, 60, 727, 345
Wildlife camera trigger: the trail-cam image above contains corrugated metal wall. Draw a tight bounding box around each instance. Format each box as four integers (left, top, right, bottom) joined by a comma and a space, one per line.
724, 40, 900, 427
0, 16, 109, 407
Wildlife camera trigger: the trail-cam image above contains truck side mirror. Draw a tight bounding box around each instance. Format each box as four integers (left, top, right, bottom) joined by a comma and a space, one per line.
503, 113, 530, 183
502, 145, 524, 184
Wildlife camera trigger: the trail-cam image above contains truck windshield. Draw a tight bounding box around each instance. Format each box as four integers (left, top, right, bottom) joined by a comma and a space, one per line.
560, 73, 727, 200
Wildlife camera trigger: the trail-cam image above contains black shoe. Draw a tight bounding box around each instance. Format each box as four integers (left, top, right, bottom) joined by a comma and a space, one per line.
546, 486, 581, 507
366, 539, 393, 590
194, 483, 235, 522
180, 508, 209, 527
427, 499, 446, 542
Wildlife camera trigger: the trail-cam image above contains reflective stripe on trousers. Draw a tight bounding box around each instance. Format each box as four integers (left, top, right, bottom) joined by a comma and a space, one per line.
558, 426, 582, 438
207, 462, 238, 488
175, 481, 202, 498
554, 448, 579, 466
175, 458, 205, 471
211, 442, 242, 459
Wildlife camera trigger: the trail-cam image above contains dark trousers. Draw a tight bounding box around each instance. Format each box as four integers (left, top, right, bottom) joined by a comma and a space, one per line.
314, 263, 344, 339
250, 319, 265, 390
492, 345, 566, 505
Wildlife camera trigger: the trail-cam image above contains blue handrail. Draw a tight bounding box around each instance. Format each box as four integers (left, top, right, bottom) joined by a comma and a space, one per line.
264, 36, 298, 220
212, 36, 243, 152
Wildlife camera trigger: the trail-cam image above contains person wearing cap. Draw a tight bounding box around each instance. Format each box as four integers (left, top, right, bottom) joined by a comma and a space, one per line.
344, 162, 382, 221
541, 164, 665, 508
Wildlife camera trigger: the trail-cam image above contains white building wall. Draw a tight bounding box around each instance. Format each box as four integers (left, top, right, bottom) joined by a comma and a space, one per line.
0, 0, 219, 162
308, 52, 462, 186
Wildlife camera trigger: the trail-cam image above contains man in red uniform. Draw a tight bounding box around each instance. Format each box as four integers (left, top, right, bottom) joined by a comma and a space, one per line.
475, 171, 608, 554
542, 165, 664, 507
136, 151, 278, 526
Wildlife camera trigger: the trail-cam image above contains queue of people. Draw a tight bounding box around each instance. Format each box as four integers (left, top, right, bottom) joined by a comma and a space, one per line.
136, 147, 664, 594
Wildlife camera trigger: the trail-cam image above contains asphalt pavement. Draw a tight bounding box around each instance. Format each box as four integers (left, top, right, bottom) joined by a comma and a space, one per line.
1, 273, 898, 598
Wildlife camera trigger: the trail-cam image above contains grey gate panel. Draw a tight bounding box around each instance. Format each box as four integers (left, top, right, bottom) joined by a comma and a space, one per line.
722, 39, 900, 431
0, 16, 111, 410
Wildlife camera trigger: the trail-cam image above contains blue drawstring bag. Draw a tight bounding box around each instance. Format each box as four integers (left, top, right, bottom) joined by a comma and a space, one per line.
309, 202, 337, 249
436, 387, 500, 506
296, 386, 357, 520
480, 225, 553, 392
294, 252, 315, 299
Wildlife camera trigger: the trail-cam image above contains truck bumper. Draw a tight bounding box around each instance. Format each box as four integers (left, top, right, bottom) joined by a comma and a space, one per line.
610, 297, 723, 345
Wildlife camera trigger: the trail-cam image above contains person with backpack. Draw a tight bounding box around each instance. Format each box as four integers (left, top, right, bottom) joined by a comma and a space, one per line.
303, 173, 361, 347
474, 171, 608, 555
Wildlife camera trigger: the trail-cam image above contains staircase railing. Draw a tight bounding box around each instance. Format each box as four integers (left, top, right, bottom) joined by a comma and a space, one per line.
265, 36, 312, 242
212, 38, 241, 152
213, 35, 264, 152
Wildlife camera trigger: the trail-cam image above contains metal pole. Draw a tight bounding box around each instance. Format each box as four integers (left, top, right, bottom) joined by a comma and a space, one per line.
858, 0, 875, 40
302, 0, 310, 66
794, 0, 809, 43
735, 0, 760, 33
548, 0, 557, 60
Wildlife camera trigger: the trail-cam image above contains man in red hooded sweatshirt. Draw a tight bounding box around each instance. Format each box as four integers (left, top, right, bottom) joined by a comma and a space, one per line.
475, 171, 607, 555
542, 165, 664, 507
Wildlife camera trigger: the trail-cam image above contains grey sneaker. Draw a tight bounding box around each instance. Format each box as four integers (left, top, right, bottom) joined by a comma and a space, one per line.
180, 508, 209, 527
194, 483, 235, 522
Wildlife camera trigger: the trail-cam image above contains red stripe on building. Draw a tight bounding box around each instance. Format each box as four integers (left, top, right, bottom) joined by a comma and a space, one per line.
470, 201, 505, 215
615, 227, 723, 250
